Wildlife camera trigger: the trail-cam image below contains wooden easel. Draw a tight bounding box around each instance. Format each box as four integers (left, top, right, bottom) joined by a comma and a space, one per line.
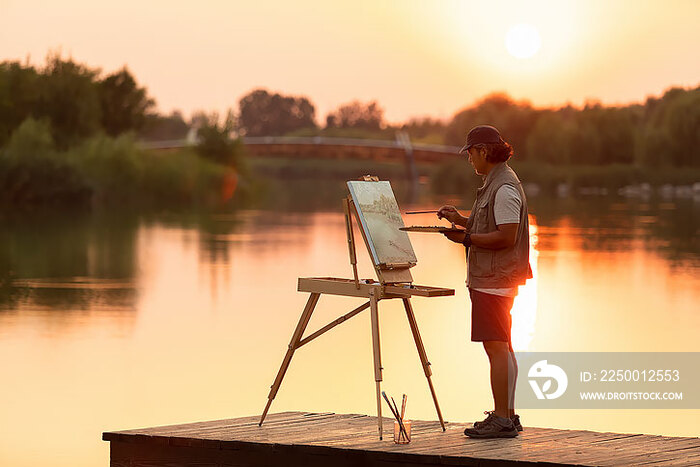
259, 176, 453, 439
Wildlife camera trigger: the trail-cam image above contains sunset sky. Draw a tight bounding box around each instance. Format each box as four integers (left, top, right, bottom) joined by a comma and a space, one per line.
2, 0, 699, 123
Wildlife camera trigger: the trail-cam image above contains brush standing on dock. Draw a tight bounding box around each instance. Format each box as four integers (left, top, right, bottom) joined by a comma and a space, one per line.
438, 125, 533, 439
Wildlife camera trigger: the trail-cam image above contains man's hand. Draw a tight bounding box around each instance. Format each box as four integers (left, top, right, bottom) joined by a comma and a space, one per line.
442, 230, 467, 244
437, 205, 466, 226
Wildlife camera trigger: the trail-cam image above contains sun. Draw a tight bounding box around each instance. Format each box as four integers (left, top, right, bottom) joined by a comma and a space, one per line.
505, 23, 541, 59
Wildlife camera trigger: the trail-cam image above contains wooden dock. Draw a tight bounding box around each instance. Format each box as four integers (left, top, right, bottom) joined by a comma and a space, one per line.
103, 411, 700, 466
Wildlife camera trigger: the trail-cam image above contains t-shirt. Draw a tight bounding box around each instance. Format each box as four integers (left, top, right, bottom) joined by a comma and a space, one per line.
469, 184, 522, 297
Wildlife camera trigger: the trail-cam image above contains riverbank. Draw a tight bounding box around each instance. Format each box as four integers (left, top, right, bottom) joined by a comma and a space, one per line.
248, 155, 700, 200
0, 119, 255, 210
434, 159, 700, 199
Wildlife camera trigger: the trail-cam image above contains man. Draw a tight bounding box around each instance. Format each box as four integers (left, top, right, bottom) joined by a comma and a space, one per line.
438, 125, 532, 439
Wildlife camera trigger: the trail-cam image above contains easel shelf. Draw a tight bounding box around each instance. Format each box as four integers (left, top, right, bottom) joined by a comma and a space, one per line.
298, 277, 454, 298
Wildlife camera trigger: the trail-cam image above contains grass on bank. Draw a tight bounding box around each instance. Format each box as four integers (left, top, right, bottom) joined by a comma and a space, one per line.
0, 118, 253, 209
431, 159, 700, 195
248, 153, 700, 197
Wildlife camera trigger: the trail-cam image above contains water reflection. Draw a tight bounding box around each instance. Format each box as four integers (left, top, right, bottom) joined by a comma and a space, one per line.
529, 197, 699, 267
0, 210, 140, 328
511, 221, 539, 351
0, 188, 698, 467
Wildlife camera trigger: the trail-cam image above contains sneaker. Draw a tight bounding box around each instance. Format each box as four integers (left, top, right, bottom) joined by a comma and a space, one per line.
473, 411, 523, 432
472, 410, 496, 429
511, 414, 523, 432
464, 414, 518, 439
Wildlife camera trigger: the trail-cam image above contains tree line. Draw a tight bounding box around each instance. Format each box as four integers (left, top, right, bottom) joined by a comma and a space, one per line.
0, 54, 248, 208
445, 90, 698, 168
202, 86, 699, 169
1, 54, 698, 170
231, 87, 698, 169
0, 54, 154, 149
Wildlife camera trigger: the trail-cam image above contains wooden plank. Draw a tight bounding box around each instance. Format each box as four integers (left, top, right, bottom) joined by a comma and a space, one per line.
104, 411, 326, 440
163, 418, 335, 444
106, 412, 700, 467
637, 451, 700, 466
199, 413, 366, 443
189, 413, 355, 440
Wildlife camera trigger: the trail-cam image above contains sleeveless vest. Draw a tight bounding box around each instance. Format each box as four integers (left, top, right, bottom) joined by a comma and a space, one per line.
465, 162, 533, 288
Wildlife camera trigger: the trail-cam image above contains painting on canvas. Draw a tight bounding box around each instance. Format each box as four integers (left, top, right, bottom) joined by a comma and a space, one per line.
347, 180, 417, 267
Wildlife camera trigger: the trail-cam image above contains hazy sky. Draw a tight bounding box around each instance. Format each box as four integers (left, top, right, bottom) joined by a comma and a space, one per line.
2, 0, 699, 123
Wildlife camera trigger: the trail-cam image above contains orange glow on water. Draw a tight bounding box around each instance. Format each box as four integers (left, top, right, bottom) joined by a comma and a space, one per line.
0, 205, 698, 466
511, 219, 539, 351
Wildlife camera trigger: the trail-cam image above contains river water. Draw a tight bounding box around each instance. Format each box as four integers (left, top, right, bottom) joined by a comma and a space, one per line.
0, 180, 698, 466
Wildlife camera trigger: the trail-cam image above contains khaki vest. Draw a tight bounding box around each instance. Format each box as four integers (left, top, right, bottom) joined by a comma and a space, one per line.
465, 162, 533, 288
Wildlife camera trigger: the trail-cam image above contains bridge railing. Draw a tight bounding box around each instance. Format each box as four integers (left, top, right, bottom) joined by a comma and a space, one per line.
139, 135, 461, 156
242, 136, 461, 155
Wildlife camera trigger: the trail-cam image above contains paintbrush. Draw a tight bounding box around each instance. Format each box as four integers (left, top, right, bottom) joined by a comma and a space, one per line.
382, 391, 409, 441
400, 394, 406, 420
381, 391, 398, 420
381, 392, 402, 430
391, 395, 411, 442
405, 210, 438, 214
406, 208, 465, 215
400, 395, 408, 441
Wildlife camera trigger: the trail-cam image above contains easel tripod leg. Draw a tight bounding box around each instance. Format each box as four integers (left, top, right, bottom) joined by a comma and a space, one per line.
402, 298, 446, 431
369, 289, 383, 439
259, 293, 321, 426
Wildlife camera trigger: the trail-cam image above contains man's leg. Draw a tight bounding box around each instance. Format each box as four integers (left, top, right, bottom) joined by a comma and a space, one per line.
482, 340, 511, 418
507, 340, 518, 418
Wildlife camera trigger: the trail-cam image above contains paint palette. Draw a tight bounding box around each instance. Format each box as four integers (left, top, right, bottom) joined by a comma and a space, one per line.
400, 226, 465, 233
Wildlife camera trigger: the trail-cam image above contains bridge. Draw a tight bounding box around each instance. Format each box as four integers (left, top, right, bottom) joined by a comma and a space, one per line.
141, 135, 462, 165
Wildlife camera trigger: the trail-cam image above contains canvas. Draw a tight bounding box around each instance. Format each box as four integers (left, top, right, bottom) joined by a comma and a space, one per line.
347, 180, 417, 267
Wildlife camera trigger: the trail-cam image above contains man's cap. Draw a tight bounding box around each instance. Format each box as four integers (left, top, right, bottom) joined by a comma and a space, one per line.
459, 125, 505, 154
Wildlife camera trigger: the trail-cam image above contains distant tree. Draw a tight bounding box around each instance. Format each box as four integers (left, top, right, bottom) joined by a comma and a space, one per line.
636, 86, 700, 167
1, 56, 158, 147
526, 110, 577, 164
139, 111, 190, 141
0, 118, 90, 204
445, 93, 539, 160
325, 100, 384, 130
525, 103, 641, 165
194, 110, 245, 170
238, 89, 316, 136
400, 116, 447, 143
98, 67, 155, 136
663, 88, 699, 167
37, 53, 102, 148
0, 61, 41, 147
189, 110, 213, 132
579, 104, 640, 165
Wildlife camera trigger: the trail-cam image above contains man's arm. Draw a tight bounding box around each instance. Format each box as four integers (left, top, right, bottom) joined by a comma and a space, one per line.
436, 205, 468, 227
470, 223, 518, 249
441, 223, 518, 248
471, 184, 521, 249
443, 185, 522, 248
